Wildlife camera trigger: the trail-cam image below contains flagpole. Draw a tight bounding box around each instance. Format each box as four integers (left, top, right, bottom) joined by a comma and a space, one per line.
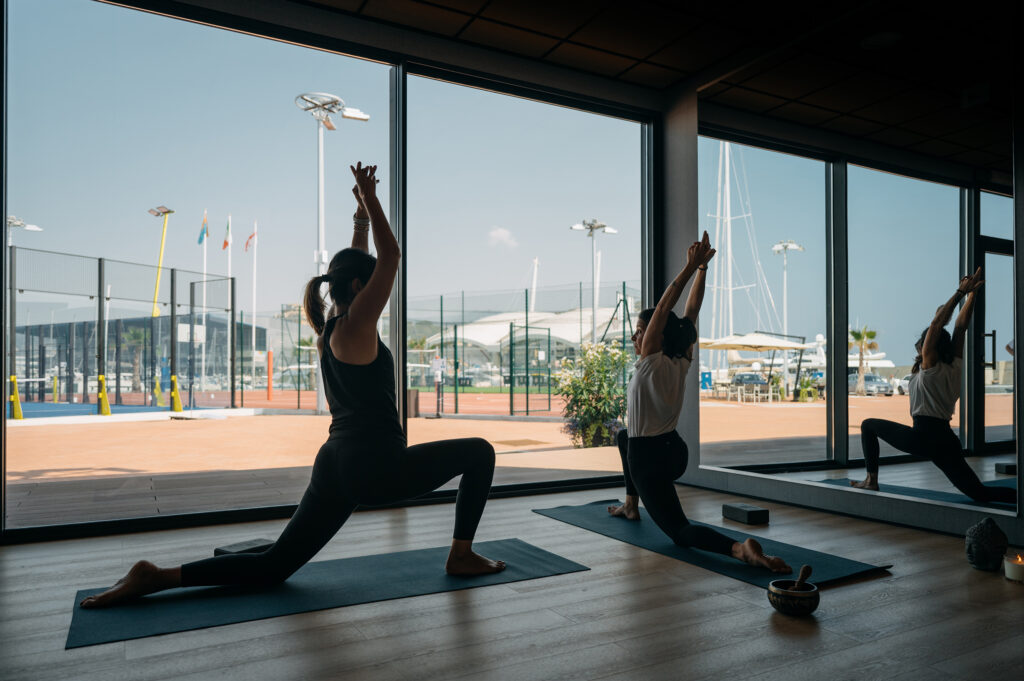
227, 214, 232, 390
251, 220, 257, 395
201, 210, 207, 392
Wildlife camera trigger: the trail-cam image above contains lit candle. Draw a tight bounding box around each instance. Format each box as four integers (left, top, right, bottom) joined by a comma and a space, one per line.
1005, 553, 1024, 582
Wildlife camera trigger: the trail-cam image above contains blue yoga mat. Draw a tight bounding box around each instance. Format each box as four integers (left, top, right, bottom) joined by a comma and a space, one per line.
67, 538, 587, 649
533, 499, 889, 588
817, 477, 1016, 509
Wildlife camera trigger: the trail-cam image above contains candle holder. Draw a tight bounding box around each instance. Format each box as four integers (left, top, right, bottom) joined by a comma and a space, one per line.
1004, 552, 1024, 583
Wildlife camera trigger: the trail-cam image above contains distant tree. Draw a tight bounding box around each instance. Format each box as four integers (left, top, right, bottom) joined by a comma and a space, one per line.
848, 326, 879, 396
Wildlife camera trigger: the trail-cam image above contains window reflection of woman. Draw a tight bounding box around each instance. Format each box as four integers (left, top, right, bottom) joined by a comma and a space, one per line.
852, 268, 1014, 504
608, 231, 791, 573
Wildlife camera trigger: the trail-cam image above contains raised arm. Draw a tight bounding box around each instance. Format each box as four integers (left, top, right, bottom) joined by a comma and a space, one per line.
683, 241, 715, 323
338, 163, 400, 343
641, 231, 715, 358
350, 186, 370, 252
922, 267, 982, 367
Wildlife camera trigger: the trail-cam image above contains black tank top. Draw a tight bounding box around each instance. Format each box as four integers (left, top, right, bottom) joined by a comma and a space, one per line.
320, 315, 404, 441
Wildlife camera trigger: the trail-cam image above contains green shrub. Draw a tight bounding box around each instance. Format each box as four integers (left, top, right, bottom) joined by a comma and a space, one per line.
556, 342, 630, 448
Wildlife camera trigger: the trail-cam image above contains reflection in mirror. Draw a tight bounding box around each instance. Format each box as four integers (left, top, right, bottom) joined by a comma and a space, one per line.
696, 138, 827, 469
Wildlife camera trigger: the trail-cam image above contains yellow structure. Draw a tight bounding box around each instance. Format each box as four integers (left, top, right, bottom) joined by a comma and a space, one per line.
52, 375, 59, 403
153, 375, 166, 407
97, 375, 112, 416
170, 375, 183, 412
9, 375, 24, 420
149, 206, 174, 317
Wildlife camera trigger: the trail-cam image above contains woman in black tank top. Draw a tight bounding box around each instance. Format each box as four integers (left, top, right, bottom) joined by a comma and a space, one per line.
81, 163, 504, 609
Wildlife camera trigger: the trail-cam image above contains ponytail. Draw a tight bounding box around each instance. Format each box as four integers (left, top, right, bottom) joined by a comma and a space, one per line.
302, 248, 377, 337
303, 274, 329, 336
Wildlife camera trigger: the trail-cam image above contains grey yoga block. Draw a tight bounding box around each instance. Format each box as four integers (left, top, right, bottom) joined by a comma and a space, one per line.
214, 538, 275, 556
995, 462, 1017, 475
722, 503, 769, 525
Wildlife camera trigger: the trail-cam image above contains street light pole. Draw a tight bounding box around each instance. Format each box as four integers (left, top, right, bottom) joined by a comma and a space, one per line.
571, 219, 617, 344
148, 206, 174, 317
772, 239, 804, 388
295, 92, 369, 414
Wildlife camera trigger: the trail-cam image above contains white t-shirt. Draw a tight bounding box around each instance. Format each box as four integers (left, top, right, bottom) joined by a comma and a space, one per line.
626, 352, 691, 437
909, 356, 961, 420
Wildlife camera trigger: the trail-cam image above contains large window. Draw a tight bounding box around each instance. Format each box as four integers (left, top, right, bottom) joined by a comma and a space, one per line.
696, 138, 827, 468
405, 75, 643, 488
5, 0, 389, 528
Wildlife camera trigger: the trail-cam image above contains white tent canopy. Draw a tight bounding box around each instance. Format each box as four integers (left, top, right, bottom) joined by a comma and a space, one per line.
422, 306, 633, 350
704, 332, 813, 352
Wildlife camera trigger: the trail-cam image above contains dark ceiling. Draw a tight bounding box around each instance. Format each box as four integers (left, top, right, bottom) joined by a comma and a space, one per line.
305, 0, 1016, 176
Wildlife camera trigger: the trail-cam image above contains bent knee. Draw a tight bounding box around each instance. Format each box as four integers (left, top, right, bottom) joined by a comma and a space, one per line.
467, 438, 495, 465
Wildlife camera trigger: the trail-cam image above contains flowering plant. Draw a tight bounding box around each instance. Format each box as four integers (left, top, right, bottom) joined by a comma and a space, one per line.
556, 342, 630, 448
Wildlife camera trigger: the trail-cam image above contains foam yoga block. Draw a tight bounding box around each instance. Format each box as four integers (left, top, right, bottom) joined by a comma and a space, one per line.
722, 503, 769, 525
214, 539, 275, 556
995, 463, 1017, 475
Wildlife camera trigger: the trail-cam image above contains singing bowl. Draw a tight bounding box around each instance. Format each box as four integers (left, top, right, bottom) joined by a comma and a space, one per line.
767, 579, 820, 616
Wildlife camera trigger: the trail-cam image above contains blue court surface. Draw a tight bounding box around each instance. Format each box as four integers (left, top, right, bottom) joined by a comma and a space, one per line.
8, 402, 210, 419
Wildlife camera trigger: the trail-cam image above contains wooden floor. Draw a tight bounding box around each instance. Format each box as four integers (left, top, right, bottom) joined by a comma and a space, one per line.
2, 486, 1022, 681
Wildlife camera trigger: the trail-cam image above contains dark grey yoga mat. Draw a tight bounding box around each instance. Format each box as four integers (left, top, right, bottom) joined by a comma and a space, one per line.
67, 538, 586, 649
817, 477, 1017, 509
533, 499, 889, 588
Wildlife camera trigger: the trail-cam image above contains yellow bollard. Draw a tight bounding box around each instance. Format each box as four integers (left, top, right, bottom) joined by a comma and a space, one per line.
170, 375, 183, 412
9, 375, 24, 420
97, 375, 112, 416
52, 375, 59, 403
153, 375, 166, 407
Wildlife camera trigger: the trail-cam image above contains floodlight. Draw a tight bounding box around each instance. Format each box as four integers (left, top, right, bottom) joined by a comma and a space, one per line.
323, 117, 337, 131
341, 107, 370, 121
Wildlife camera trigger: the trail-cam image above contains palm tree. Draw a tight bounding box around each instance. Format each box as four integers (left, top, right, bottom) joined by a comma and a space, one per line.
848, 326, 879, 396
123, 326, 147, 393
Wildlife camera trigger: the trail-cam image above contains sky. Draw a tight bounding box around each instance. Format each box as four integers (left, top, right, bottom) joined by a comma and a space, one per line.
6, 0, 1015, 367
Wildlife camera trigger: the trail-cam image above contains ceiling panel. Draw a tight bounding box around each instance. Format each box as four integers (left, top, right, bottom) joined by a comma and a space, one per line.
481, 0, 598, 39
707, 87, 788, 113
618, 63, 686, 89
361, 0, 468, 36
459, 19, 559, 58
544, 42, 637, 77
769, 102, 838, 126
569, 8, 684, 59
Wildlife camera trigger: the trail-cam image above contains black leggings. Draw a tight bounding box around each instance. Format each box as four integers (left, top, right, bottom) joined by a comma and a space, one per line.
180, 436, 496, 587
616, 429, 736, 556
860, 416, 1015, 504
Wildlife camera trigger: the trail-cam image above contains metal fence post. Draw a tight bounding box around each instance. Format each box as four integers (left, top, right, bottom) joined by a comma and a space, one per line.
524, 288, 529, 416
230, 277, 237, 409
508, 322, 514, 415
169, 268, 177, 383
97, 258, 105, 414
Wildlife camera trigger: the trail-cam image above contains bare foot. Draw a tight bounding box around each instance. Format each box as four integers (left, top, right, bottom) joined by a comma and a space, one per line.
850, 473, 879, 491
733, 538, 791, 574
79, 561, 178, 608
445, 550, 507, 576
608, 497, 641, 521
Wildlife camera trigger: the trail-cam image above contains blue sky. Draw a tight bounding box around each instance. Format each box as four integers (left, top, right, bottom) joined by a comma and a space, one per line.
6, 0, 1014, 366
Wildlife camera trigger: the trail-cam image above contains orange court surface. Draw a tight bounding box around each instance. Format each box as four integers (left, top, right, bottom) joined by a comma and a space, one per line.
6, 394, 1009, 484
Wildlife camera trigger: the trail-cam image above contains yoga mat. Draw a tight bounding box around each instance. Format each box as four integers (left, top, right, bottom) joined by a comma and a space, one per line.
817, 477, 1017, 509
67, 538, 586, 649
533, 499, 889, 588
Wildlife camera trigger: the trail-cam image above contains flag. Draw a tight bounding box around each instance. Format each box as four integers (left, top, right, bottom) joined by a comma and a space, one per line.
245, 222, 258, 252
222, 216, 231, 250
197, 211, 209, 245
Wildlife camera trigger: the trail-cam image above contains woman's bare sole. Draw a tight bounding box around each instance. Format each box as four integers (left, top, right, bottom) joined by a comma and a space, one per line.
79, 561, 179, 608
733, 538, 791, 573
445, 550, 506, 576
850, 474, 879, 491
607, 502, 641, 521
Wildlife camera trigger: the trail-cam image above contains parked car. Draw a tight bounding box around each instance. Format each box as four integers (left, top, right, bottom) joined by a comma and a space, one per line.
731, 372, 767, 386
848, 372, 894, 396
897, 374, 912, 395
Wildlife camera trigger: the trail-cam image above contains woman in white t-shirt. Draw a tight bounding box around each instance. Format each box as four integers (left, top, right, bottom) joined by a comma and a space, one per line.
852, 268, 1014, 504
607, 232, 791, 573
